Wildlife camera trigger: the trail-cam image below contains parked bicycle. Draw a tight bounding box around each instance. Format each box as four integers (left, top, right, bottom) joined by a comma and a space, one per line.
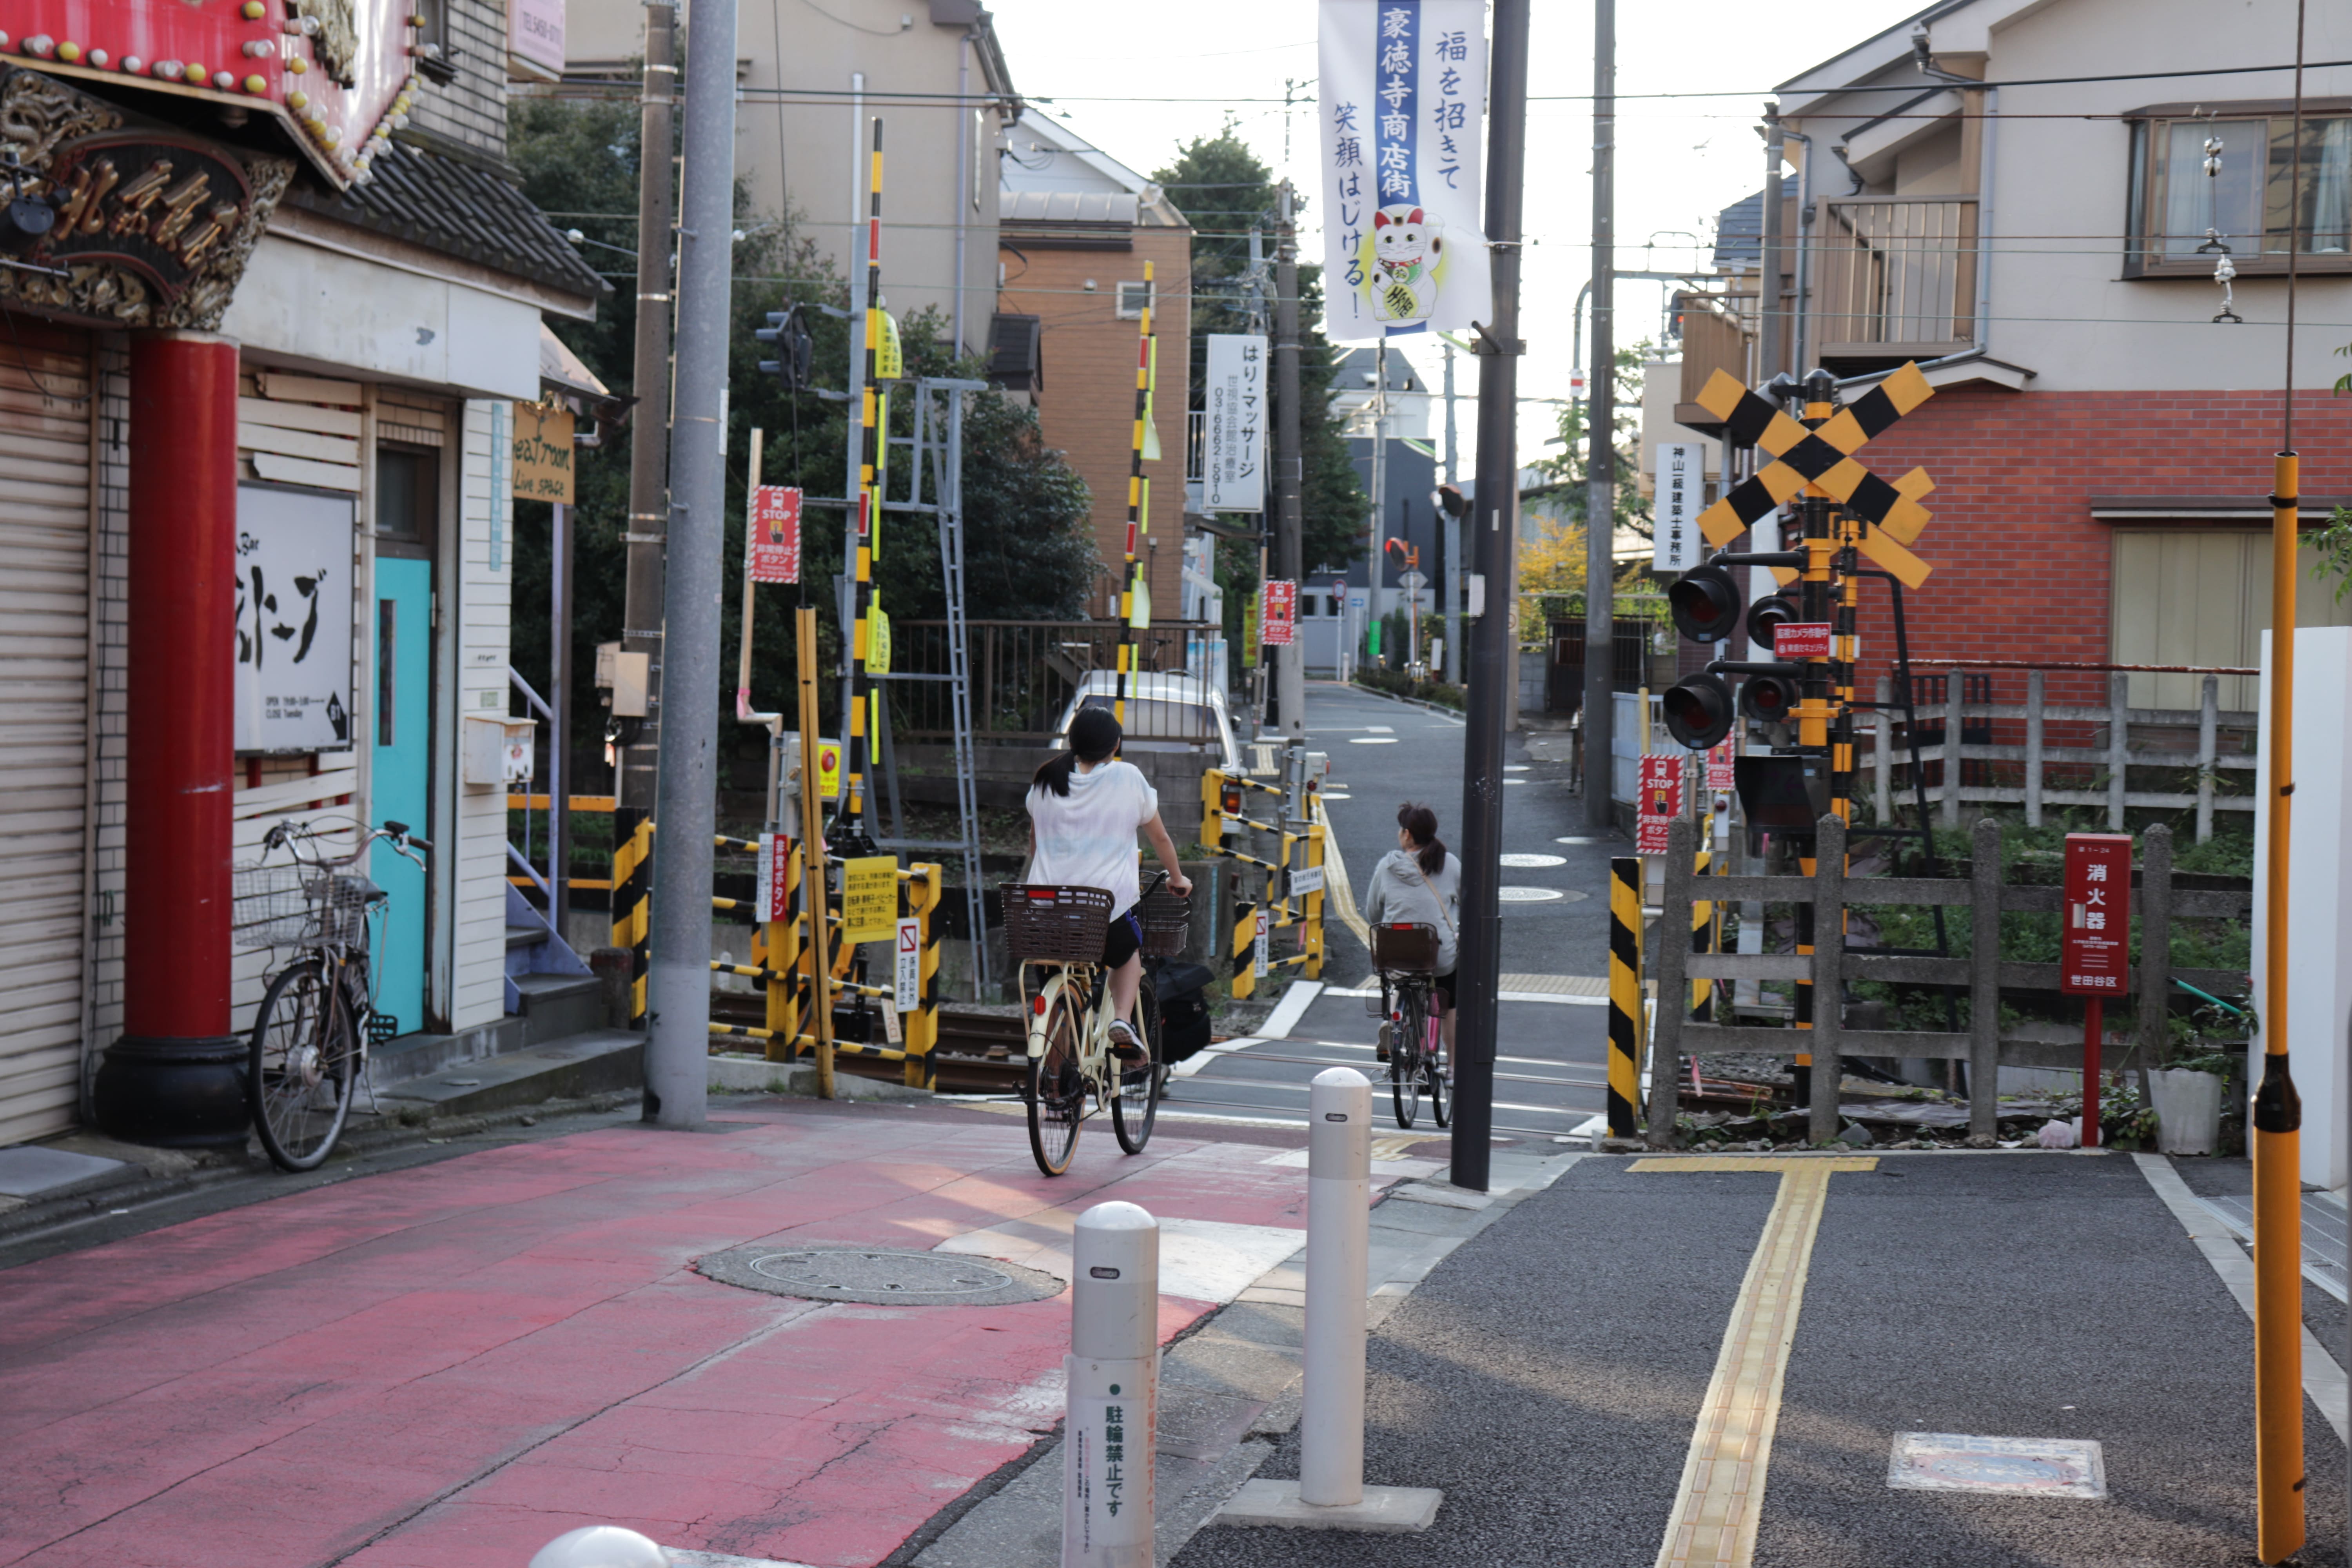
1370, 921, 1452, 1130
233, 818, 430, 1171
1004, 871, 1190, 1176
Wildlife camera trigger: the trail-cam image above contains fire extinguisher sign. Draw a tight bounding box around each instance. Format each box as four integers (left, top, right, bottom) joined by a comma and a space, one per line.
2060, 833, 2132, 994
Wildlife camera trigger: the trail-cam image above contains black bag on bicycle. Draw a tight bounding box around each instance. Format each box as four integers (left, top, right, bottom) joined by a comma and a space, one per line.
1152, 959, 1216, 1062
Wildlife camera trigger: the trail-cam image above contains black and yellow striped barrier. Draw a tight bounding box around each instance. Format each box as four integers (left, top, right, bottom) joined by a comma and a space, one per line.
611, 807, 652, 1022
707, 1021, 908, 1063
1691, 843, 1714, 1021
1608, 856, 1643, 1138
1230, 898, 1258, 1000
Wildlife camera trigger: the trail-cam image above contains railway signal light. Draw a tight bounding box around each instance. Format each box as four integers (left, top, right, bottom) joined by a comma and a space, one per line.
756, 305, 815, 394
1662, 672, 1736, 750
1667, 563, 1744, 643
1740, 671, 1801, 724
1747, 592, 1798, 649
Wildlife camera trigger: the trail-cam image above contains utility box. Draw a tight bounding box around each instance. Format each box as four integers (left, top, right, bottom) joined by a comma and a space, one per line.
463, 714, 537, 789
598, 645, 651, 719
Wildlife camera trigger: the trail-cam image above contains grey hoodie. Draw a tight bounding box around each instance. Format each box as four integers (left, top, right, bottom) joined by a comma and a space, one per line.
1362, 849, 1462, 973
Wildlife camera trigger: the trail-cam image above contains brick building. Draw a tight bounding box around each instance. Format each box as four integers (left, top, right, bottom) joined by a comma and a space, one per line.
996, 112, 1192, 623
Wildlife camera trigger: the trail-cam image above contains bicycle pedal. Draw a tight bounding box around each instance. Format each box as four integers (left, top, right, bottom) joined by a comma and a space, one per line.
366, 1013, 400, 1046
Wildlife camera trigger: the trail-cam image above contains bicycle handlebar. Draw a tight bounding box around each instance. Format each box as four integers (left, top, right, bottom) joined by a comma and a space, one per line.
263, 816, 430, 869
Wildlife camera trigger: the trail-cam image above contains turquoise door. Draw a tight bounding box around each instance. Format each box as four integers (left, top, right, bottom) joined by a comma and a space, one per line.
372, 558, 432, 1033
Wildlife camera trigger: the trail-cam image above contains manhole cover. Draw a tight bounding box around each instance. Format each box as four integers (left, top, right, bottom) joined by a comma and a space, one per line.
1886, 1433, 2106, 1498
1497, 853, 1566, 867
695, 1245, 1064, 1306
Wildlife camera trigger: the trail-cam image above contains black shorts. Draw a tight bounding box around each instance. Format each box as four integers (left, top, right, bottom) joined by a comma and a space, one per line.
1102, 909, 1143, 968
1431, 971, 1457, 1013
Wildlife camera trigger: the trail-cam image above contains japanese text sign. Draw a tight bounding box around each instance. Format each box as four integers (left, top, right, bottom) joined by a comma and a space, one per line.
2061, 834, 2132, 994
755, 833, 792, 923
234, 484, 354, 753
895, 918, 921, 1012
1652, 443, 1703, 572
1317, 0, 1492, 342
840, 856, 898, 945
748, 485, 801, 584
1203, 334, 1268, 512
1772, 622, 1834, 659
1706, 739, 1737, 793
1635, 754, 1684, 856
1261, 580, 1297, 646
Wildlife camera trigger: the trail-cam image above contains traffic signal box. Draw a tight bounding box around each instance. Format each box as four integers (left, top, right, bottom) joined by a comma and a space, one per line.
1658, 364, 1944, 1105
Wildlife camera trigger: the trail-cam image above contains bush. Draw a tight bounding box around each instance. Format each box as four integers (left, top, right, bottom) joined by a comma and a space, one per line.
1353, 668, 1466, 710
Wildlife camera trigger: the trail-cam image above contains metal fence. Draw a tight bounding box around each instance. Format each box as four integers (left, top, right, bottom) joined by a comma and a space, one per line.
887, 620, 1223, 744
1862, 667, 2257, 841
1811, 195, 1979, 356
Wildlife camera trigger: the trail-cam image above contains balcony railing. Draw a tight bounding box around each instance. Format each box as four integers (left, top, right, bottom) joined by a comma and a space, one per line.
1810, 196, 1978, 359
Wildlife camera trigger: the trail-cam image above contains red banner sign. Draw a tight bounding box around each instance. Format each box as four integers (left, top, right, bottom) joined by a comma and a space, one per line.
748, 485, 801, 584
1261, 579, 1297, 646
1772, 622, 1834, 659
2061, 833, 2133, 995
1635, 754, 1684, 855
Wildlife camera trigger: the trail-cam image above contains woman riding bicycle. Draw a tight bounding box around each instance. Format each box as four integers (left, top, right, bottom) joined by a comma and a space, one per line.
1363, 802, 1459, 1063
1026, 704, 1192, 1063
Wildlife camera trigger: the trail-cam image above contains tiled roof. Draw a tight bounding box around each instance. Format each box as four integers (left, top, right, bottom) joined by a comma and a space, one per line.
287, 135, 609, 303
1713, 190, 1764, 273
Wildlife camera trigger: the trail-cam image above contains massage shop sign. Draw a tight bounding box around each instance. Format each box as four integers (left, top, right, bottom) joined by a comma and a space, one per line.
1317, 0, 1492, 344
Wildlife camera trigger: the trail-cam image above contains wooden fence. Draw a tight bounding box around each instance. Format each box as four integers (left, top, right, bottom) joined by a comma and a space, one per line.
1647, 813, 2252, 1146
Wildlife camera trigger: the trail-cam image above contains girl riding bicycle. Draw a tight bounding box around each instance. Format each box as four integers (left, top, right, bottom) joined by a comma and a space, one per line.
1026, 704, 1192, 1063
1364, 802, 1459, 1063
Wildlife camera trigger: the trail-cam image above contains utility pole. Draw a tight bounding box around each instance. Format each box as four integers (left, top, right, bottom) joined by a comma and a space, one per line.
1580, 0, 1617, 836
1442, 341, 1461, 685
1450, 0, 1530, 1194
618, 0, 677, 815
1273, 180, 1306, 740
642, 0, 739, 1131
1757, 105, 1786, 392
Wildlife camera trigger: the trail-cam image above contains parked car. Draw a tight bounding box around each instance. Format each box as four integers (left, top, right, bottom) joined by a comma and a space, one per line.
1049, 671, 1243, 777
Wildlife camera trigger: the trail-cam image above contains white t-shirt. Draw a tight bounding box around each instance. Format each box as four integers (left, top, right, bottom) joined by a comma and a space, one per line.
1026, 760, 1160, 918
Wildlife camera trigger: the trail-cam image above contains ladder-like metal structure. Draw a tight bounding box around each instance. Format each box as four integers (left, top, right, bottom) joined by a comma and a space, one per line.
873, 375, 991, 996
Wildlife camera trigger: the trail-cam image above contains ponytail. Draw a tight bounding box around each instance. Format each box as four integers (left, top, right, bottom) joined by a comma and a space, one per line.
1397, 802, 1445, 876
1034, 703, 1124, 799
1031, 751, 1082, 798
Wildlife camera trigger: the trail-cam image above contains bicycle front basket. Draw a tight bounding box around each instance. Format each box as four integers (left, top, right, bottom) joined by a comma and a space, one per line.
1136, 884, 1192, 957
231, 864, 312, 949
1369, 921, 1442, 975
1000, 884, 1114, 963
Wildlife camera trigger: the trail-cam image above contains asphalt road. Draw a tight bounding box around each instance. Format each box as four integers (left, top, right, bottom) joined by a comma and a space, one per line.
1159, 682, 1620, 1144
1173, 1152, 2351, 1568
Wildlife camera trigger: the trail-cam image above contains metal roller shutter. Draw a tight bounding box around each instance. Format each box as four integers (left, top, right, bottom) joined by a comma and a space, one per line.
0, 332, 93, 1146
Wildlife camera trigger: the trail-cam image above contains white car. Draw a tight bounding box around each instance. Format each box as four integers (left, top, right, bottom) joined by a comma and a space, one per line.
1049, 671, 1244, 777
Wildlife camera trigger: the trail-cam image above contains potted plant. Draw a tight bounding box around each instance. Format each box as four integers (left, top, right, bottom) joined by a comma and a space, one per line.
2149, 1002, 2246, 1157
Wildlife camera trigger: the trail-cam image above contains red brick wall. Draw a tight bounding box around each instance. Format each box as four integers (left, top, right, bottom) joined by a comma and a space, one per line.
1831, 385, 2352, 710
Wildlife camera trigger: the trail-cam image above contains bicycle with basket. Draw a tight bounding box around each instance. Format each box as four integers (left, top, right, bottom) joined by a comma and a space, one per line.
232, 817, 430, 1171
1001, 871, 1191, 1176
1368, 920, 1452, 1130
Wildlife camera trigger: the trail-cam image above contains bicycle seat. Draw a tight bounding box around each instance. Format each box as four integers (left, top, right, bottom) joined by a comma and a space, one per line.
1369, 921, 1442, 974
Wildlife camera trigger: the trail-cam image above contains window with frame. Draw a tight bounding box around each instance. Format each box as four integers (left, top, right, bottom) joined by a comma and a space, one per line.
2127, 102, 2352, 275
1115, 279, 1153, 319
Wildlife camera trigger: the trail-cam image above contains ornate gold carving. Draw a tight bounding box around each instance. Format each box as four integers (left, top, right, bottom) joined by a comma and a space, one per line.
0, 64, 123, 169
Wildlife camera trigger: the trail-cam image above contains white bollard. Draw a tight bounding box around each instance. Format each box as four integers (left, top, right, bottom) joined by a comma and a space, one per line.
1063, 1200, 1159, 1568
1301, 1065, 1371, 1506
529, 1527, 666, 1568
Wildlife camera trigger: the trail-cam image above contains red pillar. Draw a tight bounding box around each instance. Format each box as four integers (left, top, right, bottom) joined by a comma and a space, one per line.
93, 332, 247, 1147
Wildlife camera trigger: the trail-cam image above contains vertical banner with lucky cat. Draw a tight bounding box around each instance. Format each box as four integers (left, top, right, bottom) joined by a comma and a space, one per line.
1318, 0, 1492, 343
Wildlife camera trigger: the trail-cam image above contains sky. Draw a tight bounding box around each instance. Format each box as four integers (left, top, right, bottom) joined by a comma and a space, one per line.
988, 0, 1929, 460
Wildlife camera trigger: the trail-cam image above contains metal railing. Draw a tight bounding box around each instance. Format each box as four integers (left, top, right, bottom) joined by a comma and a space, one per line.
884, 619, 1223, 745
1811, 195, 1979, 356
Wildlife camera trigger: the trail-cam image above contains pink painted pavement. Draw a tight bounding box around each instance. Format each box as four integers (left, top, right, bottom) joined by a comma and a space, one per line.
0, 1102, 1316, 1568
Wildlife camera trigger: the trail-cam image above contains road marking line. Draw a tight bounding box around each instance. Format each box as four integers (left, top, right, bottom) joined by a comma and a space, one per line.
1633, 1156, 1878, 1568
1261, 980, 1323, 1040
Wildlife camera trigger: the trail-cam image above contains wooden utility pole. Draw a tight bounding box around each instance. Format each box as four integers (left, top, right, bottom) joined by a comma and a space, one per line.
618, 0, 676, 816
1580, 0, 1617, 834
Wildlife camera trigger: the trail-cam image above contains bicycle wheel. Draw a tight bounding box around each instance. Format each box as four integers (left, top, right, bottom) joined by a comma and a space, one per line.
1390, 986, 1425, 1129
1426, 1016, 1452, 1129
1026, 982, 1087, 1177
1112, 973, 1161, 1154
249, 957, 358, 1171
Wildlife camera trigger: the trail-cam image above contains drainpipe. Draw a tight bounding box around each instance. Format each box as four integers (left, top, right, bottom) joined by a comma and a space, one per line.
1780, 127, 1815, 375
952, 31, 972, 354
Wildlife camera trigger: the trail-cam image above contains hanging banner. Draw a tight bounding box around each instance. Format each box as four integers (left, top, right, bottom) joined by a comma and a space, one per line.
1318, 0, 1493, 343
749, 485, 802, 583
1261, 580, 1298, 646
1204, 334, 1269, 512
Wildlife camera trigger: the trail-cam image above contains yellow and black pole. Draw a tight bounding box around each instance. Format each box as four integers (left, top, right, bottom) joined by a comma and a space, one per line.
1116, 259, 1155, 724
1607, 856, 1642, 1137
2253, 14, 2308, 1557
836, 117, 885, 855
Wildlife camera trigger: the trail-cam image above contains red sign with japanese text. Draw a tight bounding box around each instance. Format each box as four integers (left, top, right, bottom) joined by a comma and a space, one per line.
748, 485, 801, 584
1772, 622, 1835, 659
2061, 833, 2133, 995
1261, 579, 1297, 646
1705, 739, 1737, 793
1635, 754, 1684, 855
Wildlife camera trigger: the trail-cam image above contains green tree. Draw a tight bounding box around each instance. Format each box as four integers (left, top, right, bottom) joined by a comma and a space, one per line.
1153, 127, 1367, 644
508, 96, 1093, 791
1528, 341, 1656, 549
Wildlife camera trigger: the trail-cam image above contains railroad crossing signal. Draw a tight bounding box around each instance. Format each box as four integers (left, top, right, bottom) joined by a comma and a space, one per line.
1690, 362, 1941, 588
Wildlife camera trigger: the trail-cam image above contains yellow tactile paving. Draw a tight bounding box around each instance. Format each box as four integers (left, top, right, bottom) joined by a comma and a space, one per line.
1632, 1156, 1878, 1568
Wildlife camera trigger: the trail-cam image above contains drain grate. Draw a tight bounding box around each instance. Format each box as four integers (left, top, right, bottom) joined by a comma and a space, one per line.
695, 1245, 1064, 1307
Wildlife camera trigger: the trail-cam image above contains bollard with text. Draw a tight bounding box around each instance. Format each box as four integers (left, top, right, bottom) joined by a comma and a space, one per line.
1064, 1202, 1159, 1568
2060, 833, 2132, 1149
